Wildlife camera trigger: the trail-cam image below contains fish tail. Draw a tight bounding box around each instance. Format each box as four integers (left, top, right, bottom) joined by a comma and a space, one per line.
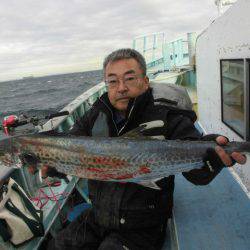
238, 141, 250, 153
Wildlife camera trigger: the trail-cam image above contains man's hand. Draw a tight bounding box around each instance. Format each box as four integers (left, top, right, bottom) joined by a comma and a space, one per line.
215, 136, 247, 167
40, 165, 67, 179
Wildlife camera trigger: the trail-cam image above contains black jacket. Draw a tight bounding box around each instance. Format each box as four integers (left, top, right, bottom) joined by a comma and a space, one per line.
69, 88, 221, 229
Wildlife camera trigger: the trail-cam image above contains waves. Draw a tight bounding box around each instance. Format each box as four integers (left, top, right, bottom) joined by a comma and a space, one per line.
0, 70, 103, 136
0, 88, 60, 100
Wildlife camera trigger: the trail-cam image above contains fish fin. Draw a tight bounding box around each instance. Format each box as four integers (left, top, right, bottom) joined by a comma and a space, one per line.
122, 121, 164, 139
139, 181, 161, 190
140, 120, 164, 129
122, 126, 147, 138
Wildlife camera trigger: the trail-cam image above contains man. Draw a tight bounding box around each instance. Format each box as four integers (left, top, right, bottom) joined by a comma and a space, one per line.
48, 48, 246, 250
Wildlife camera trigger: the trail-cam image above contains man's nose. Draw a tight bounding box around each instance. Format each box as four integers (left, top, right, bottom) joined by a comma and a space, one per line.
117, 79, 128, 92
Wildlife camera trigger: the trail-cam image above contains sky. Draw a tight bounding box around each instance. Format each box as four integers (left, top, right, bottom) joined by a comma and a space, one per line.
0, 0, 218, 81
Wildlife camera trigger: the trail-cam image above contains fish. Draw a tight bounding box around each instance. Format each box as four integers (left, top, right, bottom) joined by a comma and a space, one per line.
0, 134, 249, 189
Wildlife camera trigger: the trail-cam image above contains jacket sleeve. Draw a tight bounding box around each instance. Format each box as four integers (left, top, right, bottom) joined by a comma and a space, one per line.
68, 112, 91, 136
167, 113, 222, 185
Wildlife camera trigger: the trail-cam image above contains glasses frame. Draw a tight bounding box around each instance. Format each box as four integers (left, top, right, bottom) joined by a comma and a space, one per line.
105, 73, 145, 88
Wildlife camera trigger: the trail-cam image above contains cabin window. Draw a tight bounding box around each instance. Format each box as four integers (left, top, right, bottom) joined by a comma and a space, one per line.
221, 60, 245, 137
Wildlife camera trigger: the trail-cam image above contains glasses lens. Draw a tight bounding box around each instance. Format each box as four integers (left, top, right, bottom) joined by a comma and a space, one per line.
124, 75, 137, 86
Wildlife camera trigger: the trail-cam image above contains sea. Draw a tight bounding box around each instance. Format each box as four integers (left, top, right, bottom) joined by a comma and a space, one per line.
0, 70, 103, 138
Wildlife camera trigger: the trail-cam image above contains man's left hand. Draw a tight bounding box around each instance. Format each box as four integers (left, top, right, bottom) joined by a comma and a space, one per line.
215, 136, 247, 167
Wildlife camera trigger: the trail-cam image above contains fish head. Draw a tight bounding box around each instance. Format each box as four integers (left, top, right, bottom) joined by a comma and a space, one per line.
0, 136, 41, 170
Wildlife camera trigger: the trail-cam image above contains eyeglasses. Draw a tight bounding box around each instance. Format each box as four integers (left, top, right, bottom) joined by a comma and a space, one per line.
105, 74, 145, 88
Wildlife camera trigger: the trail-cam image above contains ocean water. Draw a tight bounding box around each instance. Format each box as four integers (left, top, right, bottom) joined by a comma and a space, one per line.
0, 70, 103, 137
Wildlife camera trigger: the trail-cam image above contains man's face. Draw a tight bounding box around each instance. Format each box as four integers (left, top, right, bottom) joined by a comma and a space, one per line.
105, 58, 149, 113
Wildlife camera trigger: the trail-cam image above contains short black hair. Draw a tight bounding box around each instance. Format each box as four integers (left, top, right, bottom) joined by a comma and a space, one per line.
103, 48, 147, 76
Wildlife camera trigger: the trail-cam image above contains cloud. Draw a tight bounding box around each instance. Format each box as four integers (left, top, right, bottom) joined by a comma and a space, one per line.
0, 0, 217, 81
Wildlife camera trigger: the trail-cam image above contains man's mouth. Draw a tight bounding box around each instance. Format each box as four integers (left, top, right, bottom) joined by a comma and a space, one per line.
116, 97, 130, 101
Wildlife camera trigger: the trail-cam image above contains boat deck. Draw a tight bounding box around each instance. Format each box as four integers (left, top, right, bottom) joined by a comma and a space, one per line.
169, 169, 250, 250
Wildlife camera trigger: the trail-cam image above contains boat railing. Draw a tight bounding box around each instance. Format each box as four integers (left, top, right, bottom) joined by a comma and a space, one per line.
39, 82, 106, 133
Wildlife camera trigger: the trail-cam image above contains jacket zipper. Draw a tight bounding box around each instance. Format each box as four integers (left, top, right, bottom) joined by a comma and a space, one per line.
118, 98, 136, 136
99, 97, 137, 136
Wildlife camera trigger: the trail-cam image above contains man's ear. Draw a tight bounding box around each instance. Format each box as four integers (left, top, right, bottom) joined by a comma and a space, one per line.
145, 76, 150, 89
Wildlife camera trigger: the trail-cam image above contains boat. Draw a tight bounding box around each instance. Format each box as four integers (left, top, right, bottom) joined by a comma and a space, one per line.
0, 0, 249, 249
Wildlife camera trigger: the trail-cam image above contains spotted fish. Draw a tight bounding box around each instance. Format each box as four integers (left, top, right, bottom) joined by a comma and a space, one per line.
0, 135, 249, 189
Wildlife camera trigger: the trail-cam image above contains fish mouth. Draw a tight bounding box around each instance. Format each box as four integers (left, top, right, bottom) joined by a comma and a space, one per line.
0, 138, 16, 167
